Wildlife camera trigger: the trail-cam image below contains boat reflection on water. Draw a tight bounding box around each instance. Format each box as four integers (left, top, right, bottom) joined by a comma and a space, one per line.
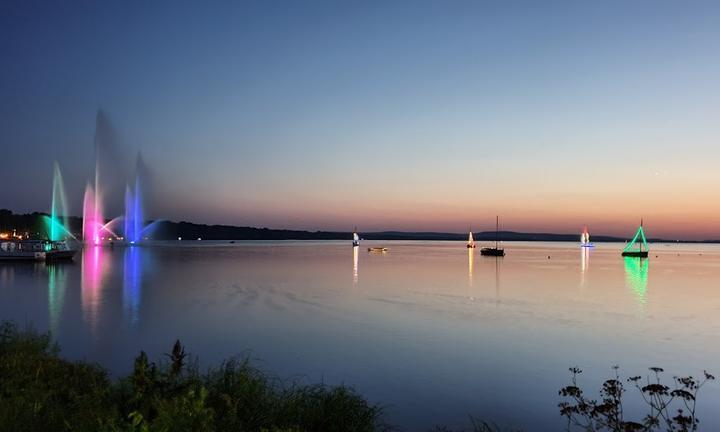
467, 248, 475, 299
123, 246, 143, 325
3, 241, 719, 430
81, 246, 110, 332
467, 247, 474, 285
352, 245, 359, 286
47, 264, 68, 334
624, 257, 649, 305
580, 246, 590, 287
474, 254, 501, 303
493, 256, 501, 302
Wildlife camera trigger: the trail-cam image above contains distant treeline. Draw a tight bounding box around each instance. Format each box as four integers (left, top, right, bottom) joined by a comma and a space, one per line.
154, 222, 633, 242
0, 209, 82, 237
0, 209, 710, 243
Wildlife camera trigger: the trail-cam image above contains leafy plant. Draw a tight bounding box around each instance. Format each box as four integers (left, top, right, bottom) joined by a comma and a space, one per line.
559, 366, 715, 431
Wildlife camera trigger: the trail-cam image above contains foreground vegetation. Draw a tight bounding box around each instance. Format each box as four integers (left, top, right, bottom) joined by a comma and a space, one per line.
2, 320, 714, 431
559, 366, 715, 432
0, 321, 386, 432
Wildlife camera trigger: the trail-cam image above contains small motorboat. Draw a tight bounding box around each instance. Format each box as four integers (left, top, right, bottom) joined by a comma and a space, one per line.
352, 228, 360, 247
367, 247, 388, 253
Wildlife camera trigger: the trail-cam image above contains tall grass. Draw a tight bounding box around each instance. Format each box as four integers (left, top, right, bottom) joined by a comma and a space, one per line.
0, 321, 387, 432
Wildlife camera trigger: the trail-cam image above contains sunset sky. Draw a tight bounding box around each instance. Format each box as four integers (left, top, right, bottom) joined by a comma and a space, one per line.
2, 1, 720, 239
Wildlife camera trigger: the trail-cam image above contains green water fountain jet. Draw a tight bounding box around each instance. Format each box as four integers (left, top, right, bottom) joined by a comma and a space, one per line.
45, 162, 75, 241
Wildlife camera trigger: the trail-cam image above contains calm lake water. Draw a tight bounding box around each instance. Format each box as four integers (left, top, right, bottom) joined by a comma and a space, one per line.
1, 241, 719, 430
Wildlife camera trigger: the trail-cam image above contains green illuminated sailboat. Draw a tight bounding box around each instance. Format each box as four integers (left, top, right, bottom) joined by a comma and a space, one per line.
621, 220, 649, 258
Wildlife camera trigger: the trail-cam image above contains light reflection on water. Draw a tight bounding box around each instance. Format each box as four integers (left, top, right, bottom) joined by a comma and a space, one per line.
624, 257, 649, 305
81, 245, 110, 334
352, 245, 359, 287
123, 247, 142, 325
467, 248, 473, 295
1, 241, 720, 430
47, 264, 66, 335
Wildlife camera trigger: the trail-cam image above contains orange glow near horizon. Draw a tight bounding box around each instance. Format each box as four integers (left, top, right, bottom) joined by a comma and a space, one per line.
148, 149, 720, 241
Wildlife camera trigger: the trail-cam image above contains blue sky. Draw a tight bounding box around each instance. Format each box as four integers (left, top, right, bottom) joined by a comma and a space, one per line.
2, 1, 719, 237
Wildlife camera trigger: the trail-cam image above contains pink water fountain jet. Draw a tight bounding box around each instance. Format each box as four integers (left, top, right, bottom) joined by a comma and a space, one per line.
82, 184, 103, 245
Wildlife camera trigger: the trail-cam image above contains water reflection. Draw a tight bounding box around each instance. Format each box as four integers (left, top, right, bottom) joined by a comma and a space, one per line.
6, 241, 720, 431
494, 256, 501, 301
47, 264, 67, 335
352, 246, 359, 286
624, 257, 649, 305
123, 247, 142, 325
467, 248, 474, 299
81, 246, 109, 331
580, 246, 590, 286
0, 264, 14, 286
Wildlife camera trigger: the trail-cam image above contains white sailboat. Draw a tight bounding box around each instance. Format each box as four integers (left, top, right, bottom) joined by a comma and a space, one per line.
466, 228, 476, 249
352, 227, 360, 247
580, 226, 594, 248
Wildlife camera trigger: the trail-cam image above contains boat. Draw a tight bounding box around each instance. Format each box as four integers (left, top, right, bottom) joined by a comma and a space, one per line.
481, 247, 505, 256
46, 240, 78, 261
352, 227, 360, 247
0, 240, 46, 261
621, 219, 649, 258
480, 216, 505, 256
466, 227, 476, 249
0, 239, 78, 262
580, 226, 594, 248
367, 247, 388, 253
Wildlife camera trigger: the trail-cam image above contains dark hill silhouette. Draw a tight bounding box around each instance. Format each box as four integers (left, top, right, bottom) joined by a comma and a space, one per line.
0, 209, 711, 243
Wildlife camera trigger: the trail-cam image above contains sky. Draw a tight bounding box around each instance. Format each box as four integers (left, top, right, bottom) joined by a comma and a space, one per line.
1, 0, 719, 239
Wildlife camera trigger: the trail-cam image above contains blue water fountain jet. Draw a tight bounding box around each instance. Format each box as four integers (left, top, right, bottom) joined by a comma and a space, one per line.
124, 177, 143, 244
123, 153, 165, 245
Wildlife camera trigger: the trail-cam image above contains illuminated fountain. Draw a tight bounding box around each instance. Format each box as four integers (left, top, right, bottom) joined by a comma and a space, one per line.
79, 112, 160, 246
43, 162, 75, 241
82, 111, 127, 245
82, 180, 122, 244
82, 184, 103, 245
124, 178, 143, 244
122, 155, 162, 244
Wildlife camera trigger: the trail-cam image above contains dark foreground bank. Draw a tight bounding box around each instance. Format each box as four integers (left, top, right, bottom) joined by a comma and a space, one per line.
0, 321, 389, 432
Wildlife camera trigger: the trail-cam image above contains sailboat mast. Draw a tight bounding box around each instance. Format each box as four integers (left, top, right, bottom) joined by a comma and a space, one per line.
495, 216, 499, 249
